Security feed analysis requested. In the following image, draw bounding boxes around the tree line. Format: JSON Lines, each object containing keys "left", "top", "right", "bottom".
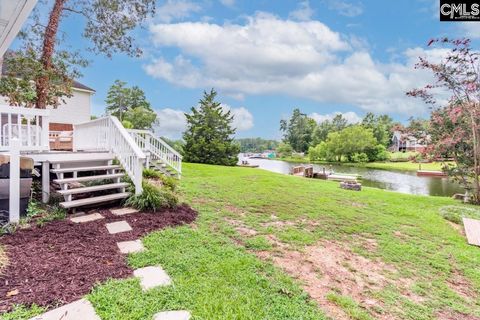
{"left": 278, "top": 109, "right": 430, "bottom": 163}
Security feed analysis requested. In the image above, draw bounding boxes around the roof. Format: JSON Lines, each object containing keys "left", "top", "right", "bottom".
{"left": 1, "top": 55, "right": 95, "bottom": 93}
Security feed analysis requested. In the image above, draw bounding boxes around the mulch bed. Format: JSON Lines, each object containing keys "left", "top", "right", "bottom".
{"left": 0, "top": 205, "right": 197, "bottom": 313}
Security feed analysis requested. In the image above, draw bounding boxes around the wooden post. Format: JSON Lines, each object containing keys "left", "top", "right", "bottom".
{"left": 42, "top": 161, "right": 50, "bottom": 203}
{"left": 9, "top": 139, "right": 20, "bottom": 223}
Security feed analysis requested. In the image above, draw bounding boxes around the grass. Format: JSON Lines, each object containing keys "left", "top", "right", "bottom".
{"left": 3, "top": 163, "right": 480, "bottom": 319}
{"left": 176, "top": 163, "right": 480, "bottom": 319}
{"left": 88, "top": 227, "right": 325, "bottom": 320}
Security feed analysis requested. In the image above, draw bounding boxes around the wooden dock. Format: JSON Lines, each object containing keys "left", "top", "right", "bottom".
{"left": 417, "top": 170, "right": 447, "bottom": 177}
{"left": 291, "top": 165, "right": 360, "bottom": 182}
{"left": 463, "top": 218, "right": 480, "bottom": 246}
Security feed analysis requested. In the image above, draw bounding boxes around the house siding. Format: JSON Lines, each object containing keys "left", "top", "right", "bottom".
{"left": 0, "top": 88, "right": 93, "bottom": 126}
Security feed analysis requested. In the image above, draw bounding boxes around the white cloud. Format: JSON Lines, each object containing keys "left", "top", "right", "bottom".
{"left": 153, "top": 105, "right": 253, "bottom": 138}
{"left": 221, "top": 104, "right": 254, "bottom": 131}
{"left": 145, "top": 13, "right": 447, "bottom": 116}
{"left": 289, "top": 1, "right": 314, "bottom": 21}
{"left": 219, "top": 0, "right": 235, "bottom": 7}
{"left": 325, "top": 0, "right": 363, "bottom": 17}
{"left": 459, "top": 23, "right": 480, "bottom": 39}
{"left": 310, "top": 111, "right": 362, "bottom": 124}
{"left": 156, "top": 0, "right": 202, "bottom": 23}
{"left": 154, "top": 108, "right": 187, "bottom": 138}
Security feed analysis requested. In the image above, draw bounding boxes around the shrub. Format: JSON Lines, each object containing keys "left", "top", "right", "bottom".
{"left": 125, "top": 181, "right": 178, "bottom": 211}
{"left": 351, "top": 152, "right": 369, "bottom": 163}
{"left": 143, "top": 168, "right": 162, "bottom": 179}
{"left": 143, "top": 168, "right": 178, "bottom": 191}
{"left": 366, "top": 144, "right": 390, "bottom": 162}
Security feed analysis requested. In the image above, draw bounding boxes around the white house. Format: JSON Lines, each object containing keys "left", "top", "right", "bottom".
{"left": 0, "top": 59, "right": 95, "bottom": 132}
{"left": 390, "top": 130, "right": 428, "bottom": 152}
{"left": 0, "top": 0, "right": 182, "bottom": 222}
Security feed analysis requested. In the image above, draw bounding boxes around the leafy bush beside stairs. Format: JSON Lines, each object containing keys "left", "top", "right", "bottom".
{"left": 124, "top": 169, "right": 180, "bottom": 212}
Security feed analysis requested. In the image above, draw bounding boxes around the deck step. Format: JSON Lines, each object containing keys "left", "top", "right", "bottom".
{"left": 60, "top": 192, "right": 131, "bottom": 209}
{"left": 56, "top": 182, "right": 130, "bottom": 195}
{"left": 54, "top": 173, "right": 124, "bottom": 184}
{"left": 51, "top": 165, "right": 121, "bottom": 174}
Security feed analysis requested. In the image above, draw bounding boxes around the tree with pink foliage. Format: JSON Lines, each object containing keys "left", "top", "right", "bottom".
{"left": 407, "top": 38, "right": 480, "bottom": 203}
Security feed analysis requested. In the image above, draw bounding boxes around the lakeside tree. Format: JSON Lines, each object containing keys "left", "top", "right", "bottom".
{"left": 361, "top": 113, "right": 395, "bottom": 147}
{"left": 105, "top": 80, "right": 156, "bottom": 129}
{"left": 309, "top": 125, "right": 377, "bottom": 162}
{"left": 311, "top": 114, "right": 350, "bottom": 146}
{"left": 183, "top": 89, "right": 240, "bottom": 166}
{"left": 407, "top": 38, "right": 480, "bottom": 203}
{"left": 0, "top": 0, "right": 155, "bottom": 109}
{"left": 280, "top": 108, "right": 316, "bottom": 152}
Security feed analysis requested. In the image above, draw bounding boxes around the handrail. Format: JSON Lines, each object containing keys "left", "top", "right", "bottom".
{"left": 0, "top": 105, "right": 50, "bottom": 151}
{"left": 127, "top": 129, "right": 182, "bottom": 176}
{"left": 73, "top": 116, "right": 145, "bottom": 194}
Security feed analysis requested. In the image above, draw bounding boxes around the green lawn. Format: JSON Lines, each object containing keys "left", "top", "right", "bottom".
{"left": 3, "top": 163, "right": 480, "bottom": 319}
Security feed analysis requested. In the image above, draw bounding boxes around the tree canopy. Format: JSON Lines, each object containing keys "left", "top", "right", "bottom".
{"left": 407, "top": 38, "right": 480, "bottom": 203}
{"left": 105, "top": 80, "right": 156, "bottom": 130}
{"left": 182, "top": 89, "right": 240, "bottom": 166}
{"left": 0, "top": 0, "right": 155, "bottom": 109}
{"left": 280, "top": 108, "right": 316, "bottom": 152}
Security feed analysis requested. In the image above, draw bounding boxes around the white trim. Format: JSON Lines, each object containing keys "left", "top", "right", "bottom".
{"left": 0, "top": 0, "right": 37, "bottom": 58}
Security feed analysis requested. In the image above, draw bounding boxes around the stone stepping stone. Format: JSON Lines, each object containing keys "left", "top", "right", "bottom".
{"left": 70, "top": 212, "right": 104, "bottom": 224}
{"left": 111, "top": 207, "right": 139, "bottom": 216}
{"left": 134, "top": 266, "right": 172, "bottom": 291}
{"left": 29, "top": 298, "right": 100, "bottom": 320}
{"left": 117, "top": 239, "right": 145, "bottom": 254}
{"left": 153, "top": 311, "right": 191, "bottom": 320}
{"left": 106, "top": 221, "right": 132, "bottom": 234}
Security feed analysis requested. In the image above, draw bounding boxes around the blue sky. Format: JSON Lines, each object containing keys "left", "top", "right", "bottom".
{"left": 19, "top": 0, "right": 480, "bottom": 139}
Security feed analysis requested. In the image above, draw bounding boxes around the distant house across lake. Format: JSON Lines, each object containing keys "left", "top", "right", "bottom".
{"left": 390, "top": 130, "right": 428, "bottom": 152}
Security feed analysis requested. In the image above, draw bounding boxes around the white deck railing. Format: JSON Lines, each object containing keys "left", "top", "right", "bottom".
{"left": 73, "top": 116, "right": 146, "bottom": 194}
{"left": 127, "top": 129, "right": 182, "bottom": 176}
{"left": 0, "top": 105, "right": 50, "bottom": 151}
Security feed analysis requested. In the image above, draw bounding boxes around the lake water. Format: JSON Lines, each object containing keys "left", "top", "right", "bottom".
{"left": 240, "top": 156, "right": 464, "bottom": 197}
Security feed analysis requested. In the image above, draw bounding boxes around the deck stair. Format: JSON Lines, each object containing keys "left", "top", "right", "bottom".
{"left": 127, "top": 129, "right": 182, "bottom": 179}
{"left": 149, "top": 159, "right": 177, "bottom": 177}
{"left": 51, "top": 157, "right": 131, "bottom": 209}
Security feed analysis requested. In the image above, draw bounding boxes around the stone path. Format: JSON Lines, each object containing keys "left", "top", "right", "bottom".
{"left": 70, "top": 212, "right": 104, "bottom": 223}
{"left": 106, "top": 220, "right": 132, "bottom": 234}
{"left": 30, "top": 298, "right": 100, "bottom": 320}
{"left": 134, "top": 266, "right": 172, "bottom": 291}
{"left": 111, "top": 207, "right": 139, "bottom": 216}
{"left": 33, "top": 208, "right": 191, "bottom": 320}
{"left": 117, "top": 239, "right": 145, "bottom": 254}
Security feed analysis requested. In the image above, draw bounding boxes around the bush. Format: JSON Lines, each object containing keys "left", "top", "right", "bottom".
{"left": 125, "top": 181, "right": 178, "bottom": 212}
{"left": 366, "top": 144, "right": 390, "bottom": 162}
{"left": 143, "top": 168, "right": 178, "bottom": 191}
{"left": 351, "top": 152, "right": 369, "bottom": 163}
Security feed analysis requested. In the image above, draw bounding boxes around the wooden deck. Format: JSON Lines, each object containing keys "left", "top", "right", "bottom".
{"left": 463, "top": 217, "right": 480, "bottom": 246}
{"left": 22, "top": 150, "right": 113, "bottom": 164}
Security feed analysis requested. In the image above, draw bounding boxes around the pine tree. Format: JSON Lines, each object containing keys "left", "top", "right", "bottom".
{"left": 183, "top": 89, "right": 240, "bottom": 166}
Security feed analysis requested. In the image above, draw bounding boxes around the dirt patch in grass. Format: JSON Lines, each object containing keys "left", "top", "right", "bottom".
{"left": 436, "top": 309, "right": 480, "bottom": 320}
{"left": 224, "top": 204, "right": 246, "bottom": 217}
{"left": 0, "top": 205, "right": 197, "bottom": 313}
{"left": 224, "top": 217, "right": 258, "bottom": 237}
{"left": 258, "top": 239, "right": 418, "bottom": 320}
{"left": 447, "top": 268, "right": 478, "bottom": 301}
